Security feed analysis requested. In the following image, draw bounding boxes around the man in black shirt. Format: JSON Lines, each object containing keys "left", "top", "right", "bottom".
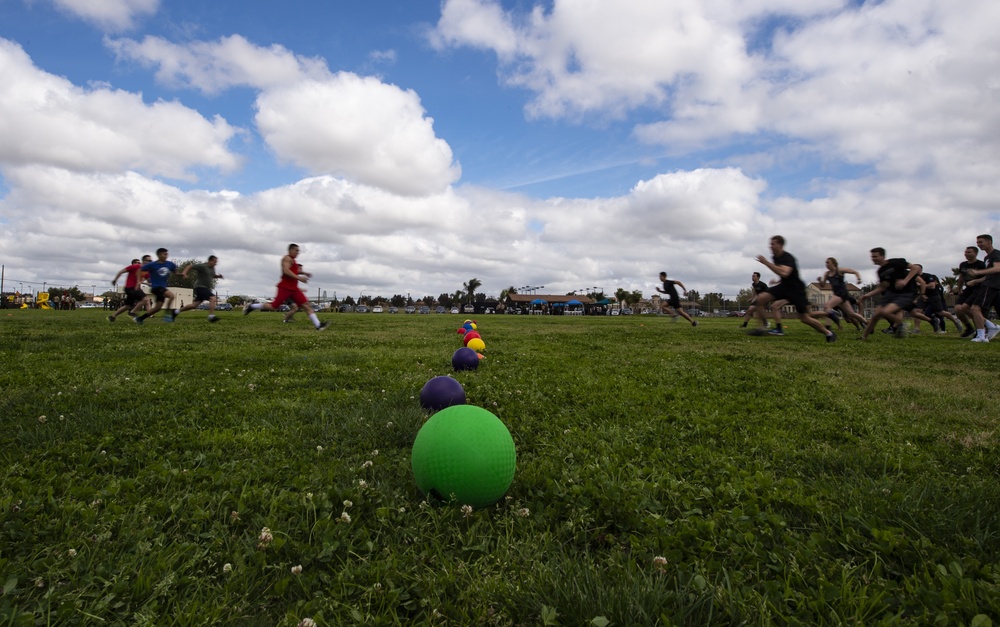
{"left": 655, "top": 272, "right": 697, "bottom": 326}
{"left": 749, "top": 235, "right": 836, "bottom": 342}
{"left": 741, "top": 272, "right": 769, "bottom": 328}
{"left": 966, "top": 234, "right": 1000, "bottom": 342}
{"left": 859, "top": 248, "right": 922, "bottom": 340}
{"left": 954, "top": 246, "right": 986, "bottom": 337}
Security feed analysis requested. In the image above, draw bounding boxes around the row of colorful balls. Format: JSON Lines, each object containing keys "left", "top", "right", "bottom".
{"left": 412, "top": 320, "right": 517, "bottom": 508}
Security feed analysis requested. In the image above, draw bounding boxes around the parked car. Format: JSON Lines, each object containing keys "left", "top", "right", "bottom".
{"left": 356, "top": 305, "right": 369, "bottom": 313}
{"left": 339, "top": 304, "right": 353, "bottom": 313}
{"left": 435, "top": 306, "right": 446, "bottom": 314}
{"left": 463, "top": 305, "right": 475, "bottom": 313}
{"left": 217, "top": 303, "right": 233, "bottom": 311}
{"left": 388, "top": 306, "right": 399, "bottom": 314}
{"left": 418, "top": 306, "right": 430, "bottom": 314}
{"left": 405, "top": 306, "right": 416, "bottom": 314}
{"left": 622, "top": 308, "right": 633, "bottom": 315}
{"left": 372, "top": 305, "right": 383, "bottom": 313}
{"left": 450, "top": 307, "right": 459, "bottom": 314}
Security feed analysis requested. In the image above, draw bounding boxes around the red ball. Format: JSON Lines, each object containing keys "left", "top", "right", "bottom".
{"left": 462, "top": 331, "right": 481, "bottom": 346}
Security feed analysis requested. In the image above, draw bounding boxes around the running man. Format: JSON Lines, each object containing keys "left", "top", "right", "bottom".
{"left": 750, "top": 236, "right": 836, "bottom": 342}
{"left": 655, "top": 271, "right": 697, "bottom": 326}
{"left": 107, "top": 257, "right": 149, "bottom": 322}
{"left": 817, "top": 258, "right": 867, "bottom": 331}
{"left": 858, "top": 248, "right": 922, "bottom": 340}
{"left": 965, "top": 234, "right": 1000, "bottom": 343}
{"left": 740, "top": 272, "right": 769, "bottom": 328}
{"left": 135, "top": 248, "right": 178, "bottom": 324}
{"left": 243, "top": 243, "right": 328, "bottom": 331}
{"left": 171, "top": 256, "right": 224, "bottom": 323}
{"left": 954, "top": 246, "right": 986, "bottom": 337}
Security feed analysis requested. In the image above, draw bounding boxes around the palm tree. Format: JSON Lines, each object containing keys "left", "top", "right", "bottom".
{"left": 463, "top": 278, "right": 482, "bottom": 304}
{"left": 614, "top": 288, "right": 629, "bottom": 311}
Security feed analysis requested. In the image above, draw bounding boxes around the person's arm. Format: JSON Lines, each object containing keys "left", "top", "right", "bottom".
{"left": 756, "top": 255, "right": 793, "bottom": 278}
{"left": 896, "top": 263, "right": 922, "bottom": 291}
{"left": 179, "top": 263, "right": 192, "bottom": 279}
{"left": 817, "top": 271, "right": 828, "bottom": 286}
{"left": 839, "top": 268, "right": 863, "bottom": 284}
{"left": 674, "top": 280, "right": 686, "bottom": 292}
{"left": 861, "top": 282, "right": 887, "bottom": 300}
{"left": 968, "top": 264, "right": 1000, "bottom": 277}
{"left": 111, "top": 267, "right": 128, "bottom": 285}
{"left": 282, "top": 256, "right": 305, "bottom": 282}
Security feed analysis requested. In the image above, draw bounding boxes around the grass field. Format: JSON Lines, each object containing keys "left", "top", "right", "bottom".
{"left": 1, "top": 309, "right": 998, "bottom": 626}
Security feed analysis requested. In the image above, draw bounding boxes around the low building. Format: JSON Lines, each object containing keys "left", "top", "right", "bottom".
{"left": 503, "top": 293, "right": 595, "bottom": 315}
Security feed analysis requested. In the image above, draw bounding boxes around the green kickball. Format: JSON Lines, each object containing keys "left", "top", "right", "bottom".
{"left": 410, "top": 405, "right": 516, "bottom": 508}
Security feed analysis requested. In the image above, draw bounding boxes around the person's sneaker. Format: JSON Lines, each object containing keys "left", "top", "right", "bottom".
{"left": 243, "top": 304, "right": 254, "bottom": 316}
{"left": 208, "top": 315, "right": 219, "bottom": 323}
{"left": 747, "top": 327, "right": 768, "bottom": 336}
{"left": 691, "top": 320, "right": 698, "bottom": 327}
{"left": 987, "top": 326, "right": 1000, "bottom": 341}
{"left": 767, "top": 328, "right": 785, "bottom": 336}
{"left": 741, "top": 321, "right": 748, "bottom": 328}
{"left": 962, "top": 326, "right": 976, "bottom": 338}
{"left": 882, "top": 326, "right": 896, "bottom": 335}
{"left": 826, "top": 331, "right": 837, "bottom": 343}
{"left": 893, "top": 324, "right": 908, "bottom": 338}
{"left": 283, "top": 319, "right": 295, "bottom": 323}
{"left": 936, "top": 329, "right": 947, "bottom": 334}
{"left": 107, "top": 315, "right": 115, "bottom": 322}
{"left": 930, "top": 318, "right": 941, "bottom": 333}
{"left": 971, "top": 336, "right": 990, "bottom": 343}
{"left": 134, "top": 316, "right": 144, "bottom": 325}
{"left": 162, "top": 314, "right": 174, "bottom": 322}
{"left": 316, "top": 321, "right": 329, "bottom": 331}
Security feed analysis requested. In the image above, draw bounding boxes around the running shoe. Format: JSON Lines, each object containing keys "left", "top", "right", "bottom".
{"left": 971, "top": 337, "right": 990, "bottom": 343}
{"left": 317, "top": 321, "right": 329, "bottom": 331}
{"left": 893, "top": 324, "right": 908, "bottom": 338}
{"left": 962, "top": 326, "right": 976, "bottom": 338}
{"left": 691, "top": 320, "right": 698, "bottom": 327}
{"left": 107, "top": 315, "right": 115, "bottom": 322}
{"left": 134, "top": 316, "right": 144, "bottom": 325}
{"left": 987, "top": 326, "right": 1000, "bottom": 341}
{"left": 243, "top": 304, "right": 254, "bottom": 316}
{"left": 767, "top": 328, "right": 785, "bottom": 336}
{"left": 208, "top": 315, "right": 219, "bottom": 323}
{"left": 162, "top": 315, "right": 174, "bottom": 322}
{"left": 826, "top": 331, "right": 837, "bottom": 343}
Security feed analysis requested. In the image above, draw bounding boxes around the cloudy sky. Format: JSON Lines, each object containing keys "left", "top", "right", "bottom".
{"left": 1, "top": 0, "right": 998, "bottom": 302}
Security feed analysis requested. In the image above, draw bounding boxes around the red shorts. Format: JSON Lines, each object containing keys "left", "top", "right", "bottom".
{"left": 271, "top": 286, "right": 308, "bottom": 309}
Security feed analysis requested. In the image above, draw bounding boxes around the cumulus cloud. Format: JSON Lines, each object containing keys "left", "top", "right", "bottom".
{"left": 50, "top": 0, "right": 159, "bottom": 32}
{"left": 0, "top": 39, "right": 239, "bottom": 180}
{"left": 110, "top": 35, "right": 460, "bottom": 196}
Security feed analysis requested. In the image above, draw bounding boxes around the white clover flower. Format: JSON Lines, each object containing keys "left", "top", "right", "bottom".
{"left": 461, "top": 504, "right": 473, "bottom": 518}
{"left": 305, "top": 492, "right": 313, "bottom": 500}
{"left": 371, "top": 449, "right": 379, "bottom": 456}
{"left": 518, "top": 508, "right": 530, "bottom": 518}
{"left": 297, "top": 619, "right": 317, "bottom": 627}
{"left": 258, "top": 527, "right": 273, "bottom": 546}
{"left": 343, "top": 500, "right": 353, "bottom": 508}
{"left": 419, "top": 501, "right": 429, "bottom": 510}
{"left": 34, "top": 578, "right": 45, "bottom": 588}
{"left": 291, "top": 564, "right": 303, "bottom": 575}
{"left": 223, "top": 563, "right": 232, "bottom": 574}
{"left": 37, "top": 415, "right": 47, "bottom": 424}
{"left": 230, "top": 511, "right": 240, "bottom": 521}
{"left": 653, "top": 556, "right": 668, "bottom": 568}
{"left": 358, "top": 480, "right": 368, "bottom": 489}
{"left": 361, "top": 460, "right": 373, "bottom": 469}
{"left": 67, "top": 549, "right": 77, "bottom": 557}
{"left": 316, "top": 445, "right": 323, "bottom": 452}
{"left": 386, "top": 421, "right": 394, "bottom": 428}
{"left": 340, "top": 511, "right": 352, "bottom": 523}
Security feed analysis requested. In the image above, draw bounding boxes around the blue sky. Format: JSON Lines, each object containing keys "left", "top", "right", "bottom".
{"left": 1, "top": 0, "right": 998, "bottom": 302}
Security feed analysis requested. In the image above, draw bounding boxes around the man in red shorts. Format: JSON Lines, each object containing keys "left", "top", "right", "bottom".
{"left": 243, "top": 243, "right": 328, "bottom": 331}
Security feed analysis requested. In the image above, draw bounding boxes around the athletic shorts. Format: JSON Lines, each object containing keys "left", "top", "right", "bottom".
{"left": 970, "top": 285, "right": 1000, "bottom": 310}
{"left": 663, "top": 296, "right": 681, "bottom": 309}
{"left": 879, "top": 291, "right": 916, "bottom": 310}
{"left": 193, "top": 287, "right": 214, "bottom": 303}
{"left": 833, "top": 291, "right": 857, "bottom": 308}
{"left": 151, "top": 286, "right": 170, "bottom": 304}
{"left": 270, "top": 286, "right": 308, "bottom": 309}
{"left": 956, "top": 289, "right": 977, "bottom": 306}
{"left": 124, "top": 287, "right": 146, "bottom": 307}
{"left": 922, "top": 297, "right": 945, "bottom": 316}
{"left": 767, "top": 282, "right": 810, "bottom": 314}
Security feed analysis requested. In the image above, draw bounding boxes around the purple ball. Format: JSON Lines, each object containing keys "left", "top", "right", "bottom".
{"left": 420, "top": 376, "right": 467, "bottom": 411}
{"left": 452, "top": 347, "right": 480, "bottom": 371}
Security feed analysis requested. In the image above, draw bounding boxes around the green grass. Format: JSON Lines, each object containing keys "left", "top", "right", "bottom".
{"left": 1, "top": 309, "right": 998, "bottom": 626}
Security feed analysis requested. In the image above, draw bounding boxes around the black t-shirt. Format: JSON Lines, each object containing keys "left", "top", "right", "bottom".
{"left": 773, "top": 251, "right": 803, "bottom": 288}
{"left": 920, "top": 273, "right": 944, "bottom": 303}
{"left": 661, "top": 280, "right": 680, "bottom": 300}
{"left": 827, "top": 271, "right": 850, "bottom": 297}
{"left": 959, "top": 260, "right": 986, "bottom": 290}
{"left": 752, "top": 280, "right": 768, "bottom": 294}
{"left": 984, "top": 249, "right": 1000, "bottom": 289}
{"left": 878, "top": 258, "right": 916, "bottom": 293}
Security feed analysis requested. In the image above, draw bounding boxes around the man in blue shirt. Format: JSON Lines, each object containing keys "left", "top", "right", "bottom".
{"left": 135, "top": 248, "right": 178, "bottom": 324}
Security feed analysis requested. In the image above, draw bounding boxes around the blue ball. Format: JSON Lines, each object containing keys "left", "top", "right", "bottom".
{"left": 452, "top": 347, "right": 479, "bottom": 371}
{"left": 420, "top": 376, "right": 466, "bottom": 411}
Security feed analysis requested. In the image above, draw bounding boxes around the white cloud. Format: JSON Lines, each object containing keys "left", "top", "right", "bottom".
{"left": 50, "top": 0, "right": 159, "bottom": 32}
{"left": 111, "top": 35, "right": 461, "bottom": 196}
{"left": 0, "top": 38, "right": 239, "bottom": 180}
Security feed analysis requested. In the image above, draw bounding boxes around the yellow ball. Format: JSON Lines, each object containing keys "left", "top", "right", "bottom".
{"left": 467, "top": 338, "right": 485, "bottom": 352}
